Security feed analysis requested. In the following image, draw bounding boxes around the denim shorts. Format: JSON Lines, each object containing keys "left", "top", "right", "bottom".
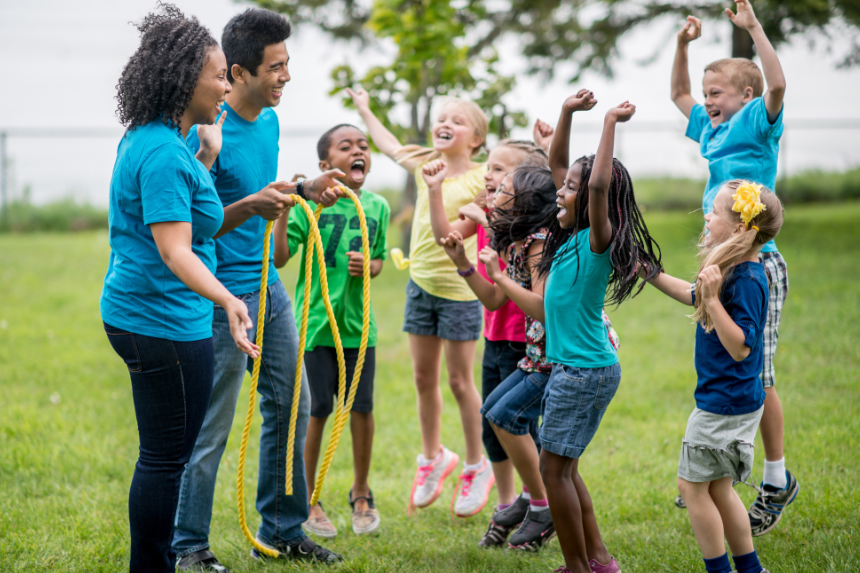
{"left": 540, "top": 362, "right": 621, "bottom": 459}
{"left": 481, "top": 368, "right": 549, "bottom": 437}
{"left": 402, "top": 278, "right": 482, "bottom": 341}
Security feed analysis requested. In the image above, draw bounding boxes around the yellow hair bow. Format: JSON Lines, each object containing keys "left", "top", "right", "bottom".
{"left": 731, "top": 181, "right": 766, "bottom": 227}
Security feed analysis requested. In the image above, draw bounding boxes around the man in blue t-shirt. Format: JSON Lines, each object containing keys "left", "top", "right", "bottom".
{"left": 172, "top": 9, "right": 345, "bottom": 570}
{"left": 670, "top": 0, "right": 798, "bottom": 537}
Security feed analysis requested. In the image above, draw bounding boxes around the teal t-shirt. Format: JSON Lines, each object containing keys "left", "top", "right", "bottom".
{"left": 686, "top": 97, "right": 783, "bottom": 253}
{"left": 287, "top": 189, "right": 390, "bottom": 351}
{"left": 100, "top": 120, "right": 224, "bottom": 341}
{"left": 545, "top": 229, "right": 618, "bottom": 368}
{"left": 187, "top": 103, "right": 280, "bottom": 296}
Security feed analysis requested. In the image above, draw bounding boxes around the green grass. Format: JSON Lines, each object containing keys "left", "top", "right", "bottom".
{"left": 1, "top": 203, "right": 859, "bottom": 572}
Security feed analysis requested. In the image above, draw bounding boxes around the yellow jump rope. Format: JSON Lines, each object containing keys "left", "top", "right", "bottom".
{"left": 236, "top": 188, "right": 371, "bottom": 558}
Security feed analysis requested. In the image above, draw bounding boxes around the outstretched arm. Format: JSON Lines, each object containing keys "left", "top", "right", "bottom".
{"left": 589, "top": 102, "right": 635, "bottom": 255}
{"left": 647, "top": 270, "right": 694, "bottom": 305}
{"left": 548, "top": 89, "right": 597, "bottom": 190}
{"left": 726, "top": 0, "right": 785, "bottom": 121}
{"left": 671, "top": 16, "right": 701, "bottom": 118}
{"left": 482, "top": 242, "right": 547, "bottom": 323}
{"left": 347, "top": 86, "right": 423, "bottom": 172}
{"left": 442, "top": 232, "right": 508, "bottom": 310}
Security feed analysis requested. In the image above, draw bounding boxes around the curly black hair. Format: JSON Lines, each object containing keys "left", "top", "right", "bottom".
{"left": 489, "top": 165, "right": 558, "bottom": 255}
{"left": 115, "top": 3, "right": 218, "bottom": 131}
{"left": 317, "top": 124, "right": 363, "bottom": 161}
{"left": 222, "top": 8, "right": 292, "bottom": 82}
{"left": 537, "top": 155, "right": 662, "bottom": 306}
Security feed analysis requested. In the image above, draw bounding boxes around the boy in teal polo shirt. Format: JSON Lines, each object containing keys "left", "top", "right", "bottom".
{"left": 274, "top": 124, "right": 390, "bottom": 538}
{"left": 671, "top": 0, "right": 798, "bottom": 536}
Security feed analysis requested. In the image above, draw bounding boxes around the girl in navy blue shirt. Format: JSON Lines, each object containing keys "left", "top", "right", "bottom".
{"left": 645, "top": 180, "right": 784, "bottom": 573}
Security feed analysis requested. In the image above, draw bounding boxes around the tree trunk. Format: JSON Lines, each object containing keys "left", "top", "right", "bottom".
{"left": 732, "top": 25, "right": 755, "bottom": 59}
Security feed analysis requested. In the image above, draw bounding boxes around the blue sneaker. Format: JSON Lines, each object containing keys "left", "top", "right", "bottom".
{"left": 748, "top": 469, "right": 800, "bottom": 536}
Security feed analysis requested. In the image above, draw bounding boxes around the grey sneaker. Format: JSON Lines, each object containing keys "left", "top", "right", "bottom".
{"left": 493, "top": 495, "right": 530, "bottom": 528}
{"left": 508, "top": 508, "right": 555, "bottom": 551}
{"left": 250, "top": 535, "right": 343, "bottom": 564}
{"left": 749, "top": 469, "right": 800, "bottom": 536}
{"left": 674, "top": 494, "right": 686, "bottom": 509}
{"left": 176, "top": 549, "right": 230, "bottom": 572}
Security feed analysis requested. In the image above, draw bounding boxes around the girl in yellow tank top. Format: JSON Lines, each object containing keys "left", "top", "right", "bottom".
{"left": 347, "top": 87, "right": 496, "bottom": 518}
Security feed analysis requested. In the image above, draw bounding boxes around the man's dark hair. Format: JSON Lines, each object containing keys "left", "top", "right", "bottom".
{"left": 115, "top": 3, "right": 218, "bottom": 131}
{"left": 317, "top": 124, "right": 364, "bottom": 161}
{"left": 222, "top": 8, "right": 292, "bottom": 82}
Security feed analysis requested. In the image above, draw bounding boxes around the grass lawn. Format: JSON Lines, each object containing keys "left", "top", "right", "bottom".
{"left": 1, "top": 203, "right": 858, "bottom": 572}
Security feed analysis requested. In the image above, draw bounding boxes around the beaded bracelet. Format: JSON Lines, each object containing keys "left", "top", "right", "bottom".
{"left": 457, "top": 265, "right": 476, "bottom": 278}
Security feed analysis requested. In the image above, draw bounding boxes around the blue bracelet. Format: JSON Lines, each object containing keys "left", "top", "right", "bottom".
{"left": 457, "top": 265, "right": 476, "bottom": 278}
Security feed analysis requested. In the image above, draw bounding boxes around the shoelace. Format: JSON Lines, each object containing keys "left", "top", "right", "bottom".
{"left": 407, "top": 464, "right": 435, "bottom": 516}
{"left": 448, "top": 471, "right": 477, "bottom": 525}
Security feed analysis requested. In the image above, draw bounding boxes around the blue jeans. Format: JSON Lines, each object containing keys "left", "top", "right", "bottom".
{"left": 480, "top": 339, "right": 537, "bottom": 462}
{"left": 172, "top": 279, "right": 311, "bottom": 557}
{"left": 104, "top": 323, "right": 214, "bottom": 573}
{"left": 482, "top": 368, "right": 549, "bottom": 437}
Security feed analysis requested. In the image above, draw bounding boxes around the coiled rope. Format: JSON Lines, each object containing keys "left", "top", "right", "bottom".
{"left": 236, "top": 188, "right": 371, "bottom": 557}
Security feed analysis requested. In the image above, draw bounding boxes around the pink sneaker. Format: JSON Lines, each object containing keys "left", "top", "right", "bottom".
{"left": 451, "top": 456, "right": 495, "bottom": 518}
{"left": 408, "top": 446, "right": 459, "bottom": 514}
{"left": 590, "top": 556, "right": 621, "bottom": 573}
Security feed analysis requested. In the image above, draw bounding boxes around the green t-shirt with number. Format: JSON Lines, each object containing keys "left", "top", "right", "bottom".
{"left": 287, "top": 189, "right": 390, "bottom": 351}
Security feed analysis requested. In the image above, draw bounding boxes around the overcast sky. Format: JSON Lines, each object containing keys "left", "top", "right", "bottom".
{"left": 1, "top": 0, "right": 858, "bottom": 205}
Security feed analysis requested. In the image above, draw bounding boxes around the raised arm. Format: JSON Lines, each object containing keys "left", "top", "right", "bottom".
{"left": 482, "top": 242, "right": 547, "bottom": 323}
{"left": 726, "top": 0, "right": 785, "bottom": 121}
{"left": 549, "top": 89, "right": 597, "bottom": 190}
{"left": 589, "top": 102, "right": 635, "bottom": 255}
{"left": 442, "top": 232, "right": 508, "bottom": 310}
{"left": 346, "top": 87, "right": 423, "bottom": 172}
{"left": 423, "top": 160, "right": 477, "bottom": 244}
{"left": 150, "top": 221, "right": 259, "bottom": 358}
{"left": 671, "top": 16, "right": 701, "bottom": 118}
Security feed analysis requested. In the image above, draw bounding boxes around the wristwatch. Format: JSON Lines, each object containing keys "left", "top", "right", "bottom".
{"left": 295, "top": 178, "right": 307, "bottom": 199}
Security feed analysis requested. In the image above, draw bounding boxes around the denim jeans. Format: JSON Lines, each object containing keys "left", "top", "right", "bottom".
{"left": 104, "top": 323, "right": 214, "bottom": 573}
{"left": 172, "top": 279, "right": 311, "bottom": 557}
{"left": 482, "top": 368, "right": 549, "bottom": 436}
{"left": 481, "top": 339, "right": 538, "bottom": 462}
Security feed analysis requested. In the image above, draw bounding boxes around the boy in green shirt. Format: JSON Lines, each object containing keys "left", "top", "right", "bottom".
{"left": 274, "top": 124, "right": 390, "bottom": 538}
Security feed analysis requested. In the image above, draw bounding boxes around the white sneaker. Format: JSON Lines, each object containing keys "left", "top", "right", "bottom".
{"left": 409, "top": 446, "right": 459, "bottom": 510}
{"left": 453, "top": 456, "right": 496, "bottom": 517}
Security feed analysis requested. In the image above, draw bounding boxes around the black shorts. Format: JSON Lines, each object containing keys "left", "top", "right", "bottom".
{"left": 305, "top": 346, "right": 376, "bottom": 418}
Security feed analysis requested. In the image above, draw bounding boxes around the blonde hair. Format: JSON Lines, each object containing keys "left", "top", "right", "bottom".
{"left": 395, "top": 98, "right": 489, "bottom": 165}
{"left": 704, "top": 58, "right": 764, "bottom": 98}
{"left": 691, "top": 180, "right": 784, "bottom": 332}
{"left": 473, "top": 140, "right": 549, "bottom": 209}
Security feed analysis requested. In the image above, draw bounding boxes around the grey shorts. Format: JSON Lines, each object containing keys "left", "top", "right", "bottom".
{"left": 402, "top": 278, "right": 482, "bottom": 341}
{"left": 678, "top": 406, "right": 764, "bottom": 484}
{"left": 761, "top": 252, "right": 788, "bottom": 388}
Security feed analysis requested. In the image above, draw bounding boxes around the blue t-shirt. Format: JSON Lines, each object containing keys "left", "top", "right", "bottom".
{"left": 101, "top": 120, "right": 225, "bottom": 341}
{"left": 692, "top": 261, "right": 769, "bottom": 415}
{"left": 545, "top": 229, "right": 618, "bottom": 369}
{"left": 187, "top": 103, "right": 280, "bottom": 296}
{"left": 686, "top": 97, "right": 783, "bottom": 253}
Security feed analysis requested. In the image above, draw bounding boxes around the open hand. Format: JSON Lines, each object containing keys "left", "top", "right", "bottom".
{"left": 478, "top": 246, "right": 502, "bottom": 280}
{"left": 562, "top": 89, "right": 598, "bottom": 113}
{"left": 698, "top": 264, "right": 722, "bottom": 302}
{"left": 308, "top": 169, "right": 347, "bottom": 207}
{"left": 422, "top": 159, "right": 448, "bottom": 190}
{"left": 345, "top": 86, "right": 371, "bottom": 112}
{"left": 533, "top": 119, "right": 555, "bottom": 152}
{"left": 606, "top": 101, "right": 636, "bottom": 123}
{"left": 726, "top": 0, "right": 759, "bottom": 31}
{"left": 224, "top": 298, "right": 260, "bottom": 358}
{"left": 441, "top": 230, "right": 470, "bottom": 269}
{"left": 458, "top": 203, "right": 488, "bottom": 227}
{"left": 677, "top": 16, "right": 702, "bottom": 44}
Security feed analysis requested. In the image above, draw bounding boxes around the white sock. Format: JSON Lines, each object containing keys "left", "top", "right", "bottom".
{"left": 521, "top": 491, "right": 531, "bottom": 501}
{"left": 418, "top": 450, "right": 444, "bottom": 466}
{"left": 763, "top": 458, "right": 787, "bottom": 489}
{"left": 463, "top": 458, "right": 484, "bottom": 473}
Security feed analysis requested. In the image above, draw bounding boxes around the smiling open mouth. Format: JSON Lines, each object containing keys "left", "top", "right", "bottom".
{"left": 272, "top": 87, "right": 283, "bottom": 97}
{"left": 350, "top": 158, "right": 366, "bottom": 183}
{"left": 437, "top": 131, "right": 453, "bottom": 141}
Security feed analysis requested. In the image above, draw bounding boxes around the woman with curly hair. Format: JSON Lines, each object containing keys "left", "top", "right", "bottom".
{"left": 99, "top": 5, "right": 259, "bottom": 572}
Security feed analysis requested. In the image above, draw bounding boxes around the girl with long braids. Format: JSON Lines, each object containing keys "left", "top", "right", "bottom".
{"left": 645, "top": 180, "right": 782, "bottom": 573}
{"left": 538, "top": 91, "right": 662, "bottom": 573}
{"left": 100, "top": 5, "right": 259, "bottom": 571}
